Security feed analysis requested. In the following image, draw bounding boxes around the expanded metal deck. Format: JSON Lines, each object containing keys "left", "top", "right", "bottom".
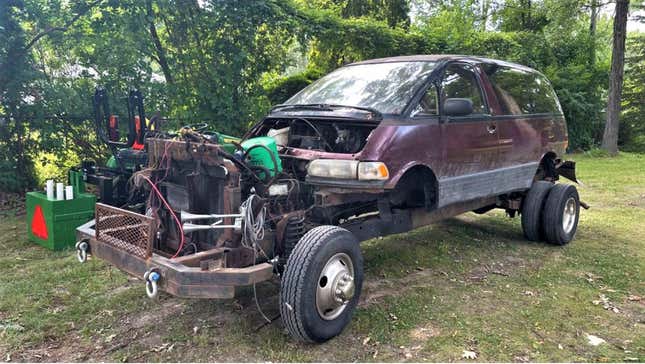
{"left": 95, "top": 203, "right": 155, "bottom": 259}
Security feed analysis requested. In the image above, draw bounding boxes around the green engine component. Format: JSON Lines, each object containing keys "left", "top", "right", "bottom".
{"left": 106, "top": 155, "right": 118, "bottom": 168}
{"left": 241, "top": 136, "right": 282, "bottom": 177}
{"left": 213, "top": 132, "right": 241, "bottom": 154}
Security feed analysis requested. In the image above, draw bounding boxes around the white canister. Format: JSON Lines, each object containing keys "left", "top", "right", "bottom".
{"left": 46, "top": 180, "right": 55, "bottom": 200}
{"left": 65, "top": 185, "right": 74, "bottom": 200}
{"left": 267, "top": 127, "right": 290, "bottom": 146}
{"left": 56, "top": 183, "right": 65, "bottom": 200}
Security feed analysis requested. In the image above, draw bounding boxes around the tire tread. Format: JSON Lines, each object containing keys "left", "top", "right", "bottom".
{"left": 542, "top": 184, "right": 579, "bottom": 245}
{"left": 521, "top": 181, "right": 553, "bottom": 241}
{"left": 280, "top": 225, "right": 347, "bottom": 342}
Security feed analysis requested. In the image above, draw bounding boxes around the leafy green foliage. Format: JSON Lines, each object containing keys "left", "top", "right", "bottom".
{"left": 620, "top": 33, "right": 645, "bottom": 151}
{"left": 0, "top": 0, "right": 38, "bottom": 192}
{"left": 0, "top": 0, "right": 641, "bottom": 193}
{"left": 264, "top": 68, "right": 323, "bottom": 105}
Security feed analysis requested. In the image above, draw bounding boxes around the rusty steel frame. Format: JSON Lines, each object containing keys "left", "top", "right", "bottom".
{"left": 77, "top": 222, "right": 273, "bottom": 299}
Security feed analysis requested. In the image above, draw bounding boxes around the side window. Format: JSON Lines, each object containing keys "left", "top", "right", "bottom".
{"left": 412, "top": 86, "right": 438, "bottom": 117}
{"left": 440, "top": 64, "right": 487, "bottom": 114}
{"left": 484, "top": 65, "right": 562, "bottom": 115}
{"left": 532, "top": 74, "right": 563, "bottom": 114}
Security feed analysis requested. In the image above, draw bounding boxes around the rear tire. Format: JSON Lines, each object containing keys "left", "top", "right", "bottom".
{"left": 521, "top": 181, "right": 553, "bottom": 241}
{"left": 280, "top": 226, "right": 363, "bottom": 343}
{"left": 542, "top": 184, "right": 580, "bottom": 245}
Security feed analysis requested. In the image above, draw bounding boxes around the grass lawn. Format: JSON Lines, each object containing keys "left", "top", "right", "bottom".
{"left": 0, "top": 153, "right": 643, "bottom": 362}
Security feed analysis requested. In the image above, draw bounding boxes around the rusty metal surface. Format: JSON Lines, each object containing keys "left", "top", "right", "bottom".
{"left": 76, "top": 223, "right": 274, "bottom": 299}
{"left": 147, "top": 138, "right": 225, "bottom": 167}
{"left": 95, "top": 203, "right": 155, "bottom": 259}
{"left": 341, "top": 196, "right": 497, "bottom": 242}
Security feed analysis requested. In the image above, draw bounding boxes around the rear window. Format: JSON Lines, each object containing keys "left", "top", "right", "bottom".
{"left": 483, "top": 65, "right": 562, "bottom": 115}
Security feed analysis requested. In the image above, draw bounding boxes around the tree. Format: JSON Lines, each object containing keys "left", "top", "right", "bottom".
{"left": 601, "top": 0, "right": 630, "bottom": 155}
{"left": 619, "top": 33, "right": 645, "bottom": 150}
{"left": 0, "top": 0, "right": 38, "bottom": 192}
{"left": 0, "top": 0, "right": 635, "bottom": 194}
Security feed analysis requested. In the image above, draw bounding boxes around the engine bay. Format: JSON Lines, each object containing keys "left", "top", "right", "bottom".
{"left": 251, "top": 117, "right": 378, "bottom": 154}
{"left": 114, "top": 116, "right": 381, "bottom": 268}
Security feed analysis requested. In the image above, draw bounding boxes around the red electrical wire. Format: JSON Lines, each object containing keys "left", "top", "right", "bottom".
{"left": 141, "top": 174, "right": 185, "bottom": 259}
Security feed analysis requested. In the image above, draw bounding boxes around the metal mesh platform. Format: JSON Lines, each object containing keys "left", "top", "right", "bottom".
{"left": 95, "top": 203, "right": 155, "bottom": 259}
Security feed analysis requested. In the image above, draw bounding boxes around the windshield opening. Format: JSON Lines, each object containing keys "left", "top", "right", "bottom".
{"left": 284, "top": 61, "right": 437, "bottom": 114}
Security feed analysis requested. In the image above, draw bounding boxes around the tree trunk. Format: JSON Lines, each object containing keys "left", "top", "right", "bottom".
{"left": 589, "top": 0, "right": 598, "bottom": 65}
{"left": 601, "top": 0, "right": 630, "bottom": 155}
{"left": 146, "top": 0, "right": 173, "bottom": 84}
{"left": 481, "top": 0, "right": 491, "bottom": 31}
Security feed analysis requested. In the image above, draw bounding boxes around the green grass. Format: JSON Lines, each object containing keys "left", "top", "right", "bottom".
{"left": 1, "top": 153, "right": 643, "bottom": 362}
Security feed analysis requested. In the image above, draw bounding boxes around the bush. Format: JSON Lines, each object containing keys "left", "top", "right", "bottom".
{"left": 0, "top": 158, "right": 36, "bottom": 194}
{"left": 264, "top": 68, "right": 323, "bottom": 105}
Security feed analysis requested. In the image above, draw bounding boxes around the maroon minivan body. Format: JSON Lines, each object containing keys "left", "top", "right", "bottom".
{"left": 250, "top": 55, "right": 568, "bottom": 223}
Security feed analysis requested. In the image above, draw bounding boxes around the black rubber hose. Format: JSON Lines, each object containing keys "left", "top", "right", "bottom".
{"left": 250, "top": 165, "right": 272, "bottom": 183}
{"left": 217, "top": 149, "right": 266, "bottom": 184}
{"left": 242, "top": 144, "right": 280, "bottom": 179}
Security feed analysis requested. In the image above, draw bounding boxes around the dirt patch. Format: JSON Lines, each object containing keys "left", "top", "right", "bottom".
{"left": 361, "top": 253, "right": 536, "bottom": 307}
{"left": 410, "top": 324, "right": 440, "bottom": 341}
{"left": 6, "top": 337, "right": 86, "bottom": 362}
{"left": 617, "top": 297, "right": 645, "bottom": 326}
{"left": 127, "top": 299, "right": 187, "bottom": 330}
{"left": 6, "top": 298, "right": 190, "bottom": 362}
{"left": 360, "top": 269, "right": 437, "bottom": 306}
{"left": 626, "top": 194, "right": 645, "bottom": 208}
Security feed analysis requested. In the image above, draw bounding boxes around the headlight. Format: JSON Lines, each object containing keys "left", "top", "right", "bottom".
{"left": 307, "top": 160, "right": 358, "bottom": 179}
{"left": 307, "top": 160, "right": 389, "bottom": 181}
{"left": 358, "top": 161, "right": 389, "bottom": 180}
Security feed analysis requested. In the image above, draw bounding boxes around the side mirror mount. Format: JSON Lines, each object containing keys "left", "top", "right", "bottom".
{"left": 443, "top": 98, "right": 474, "bottom": 117}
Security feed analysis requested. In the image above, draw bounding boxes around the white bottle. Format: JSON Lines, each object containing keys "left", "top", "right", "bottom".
{"left": 65, "top": 186, "right": 74, "bottom": 200}
{"left": 56, "top": 183, "right": 65, "bottom": 200}
{"left": 46, "top": 180, "right": 55, "bottom": 200}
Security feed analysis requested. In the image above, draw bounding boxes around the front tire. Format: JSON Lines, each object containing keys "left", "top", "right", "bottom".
{"left": 280, "top": 226, "right": 363, "bottom": 343}
{"left": 542, "top": 184, "right": 580, "bottom": 245}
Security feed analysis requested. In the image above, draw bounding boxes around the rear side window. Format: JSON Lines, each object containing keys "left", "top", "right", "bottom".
{"left": 483, "top": 65, "right": 562, "bottom": 115}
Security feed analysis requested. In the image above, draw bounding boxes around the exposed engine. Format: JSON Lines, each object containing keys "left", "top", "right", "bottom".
{"left": 117, "top": 116, "right": 379, "bottom": 269}
{"left": 252, "top": 117, "right": 377, "bottom": 154}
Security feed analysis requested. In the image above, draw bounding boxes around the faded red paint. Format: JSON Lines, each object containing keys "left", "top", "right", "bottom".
{"left": 270, "top": 55, "right": 568, "bottom": 191}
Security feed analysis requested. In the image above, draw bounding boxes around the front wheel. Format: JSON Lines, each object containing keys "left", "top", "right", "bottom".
{"left": 280, "top": 226, "right": 363, "bottom": 343}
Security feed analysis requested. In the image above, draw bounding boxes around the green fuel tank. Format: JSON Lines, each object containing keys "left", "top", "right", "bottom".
{"left": 241, "top": 136, "right": 282, "bottom": 177}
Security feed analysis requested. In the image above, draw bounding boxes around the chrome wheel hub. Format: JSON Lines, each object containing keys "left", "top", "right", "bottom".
{"left": 316, "top": 253, "right": 355, "bottom": 320}
{"left": 562, "top": 197, "right": 577, "bottom": 234}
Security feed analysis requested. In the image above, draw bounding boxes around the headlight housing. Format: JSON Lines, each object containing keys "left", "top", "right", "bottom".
{"left": 307, "top": 159, "right": 358, "bottom": 179}
{"left": 307, "top": 160, "right": 389, "bottom": 181}
{"left": 358, "top": 161, "right": 389, "bottom": 180}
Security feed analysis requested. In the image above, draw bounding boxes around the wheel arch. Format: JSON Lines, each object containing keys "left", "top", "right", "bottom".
{"left": 535, "top": 150, "right": 560, "bottom": 181}
{"left": 388, "top": 163, "right": 438, "bottom": 210}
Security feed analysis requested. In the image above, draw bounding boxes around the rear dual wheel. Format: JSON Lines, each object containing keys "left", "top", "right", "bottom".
{"left": 521, "top": 182, "right": 580, "bottom": 245}
{"left": 280, "top": 226, "right": 363, "bottom": 343}
{"left": 542, "top": 184, "right": 580, "bottom": 245}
